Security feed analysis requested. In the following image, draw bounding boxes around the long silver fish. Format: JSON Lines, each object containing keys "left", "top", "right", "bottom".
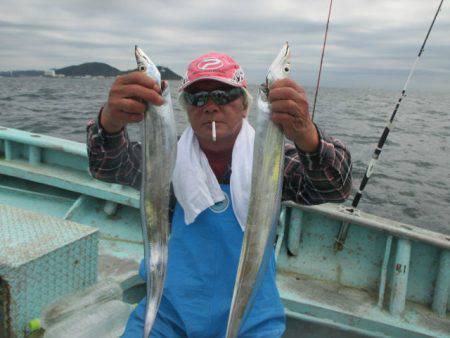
{"left": 226, "top": 42, "right": 291, "bottom": 338}
{"left": 135, "top": 45, "right": 177, "bottom": 338}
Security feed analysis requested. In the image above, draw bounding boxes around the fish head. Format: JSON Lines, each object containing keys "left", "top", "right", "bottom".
{"left": 135, "top": 45, "right": 161, "bottom": 86}
{"left": 266, "top": 42, "right": 291, "bottom": 87}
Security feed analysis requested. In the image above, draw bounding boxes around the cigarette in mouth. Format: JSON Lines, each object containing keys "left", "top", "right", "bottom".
{"left": 212, "top": 121, "right": 216, "bottom": 142}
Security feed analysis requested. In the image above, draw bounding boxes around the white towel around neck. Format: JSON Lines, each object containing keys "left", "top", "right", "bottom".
{"left": 172, "top": 119, "right": 254, "bottom": 231}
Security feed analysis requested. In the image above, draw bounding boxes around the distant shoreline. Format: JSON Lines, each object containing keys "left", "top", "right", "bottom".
{"left": 0, "top": 62, "right": 182, "bottom": 80}
{"left": 0, "top": 75, "right": 183, "bottom": 79}
{"left": 0, "top": 75, "right": 183, "bottom": 80}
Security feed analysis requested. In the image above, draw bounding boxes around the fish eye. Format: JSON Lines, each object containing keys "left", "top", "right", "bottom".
{"left": 284, "top": 67, "right": 290, "bottom": 72}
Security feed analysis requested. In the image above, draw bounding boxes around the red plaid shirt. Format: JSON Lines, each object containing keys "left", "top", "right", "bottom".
{"left": 87, "top": 116, "right": 352, "bottom": 205}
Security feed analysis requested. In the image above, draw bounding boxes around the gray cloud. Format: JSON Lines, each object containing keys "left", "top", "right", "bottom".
{"left": 0, "top": 0, "right": 448, "bottom": 89}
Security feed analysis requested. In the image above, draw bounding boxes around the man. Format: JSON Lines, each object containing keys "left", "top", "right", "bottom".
{"left": 87, "top": 52, "right": 352, "bottom": 337}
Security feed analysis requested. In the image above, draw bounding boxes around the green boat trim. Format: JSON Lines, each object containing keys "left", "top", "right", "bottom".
{"left": 0, "top": 126, "right": 449, "bottom": 337}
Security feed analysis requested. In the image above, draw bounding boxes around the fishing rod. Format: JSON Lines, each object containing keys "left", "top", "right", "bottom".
{"left": 335, "top": 0, "right": 445, "bottom": 251}
{"left": 311, "top": 0, "right": 333, "bottom": 121}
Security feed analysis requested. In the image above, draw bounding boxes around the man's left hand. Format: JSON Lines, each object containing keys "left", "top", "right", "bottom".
{"left": 269, "top": 78, "right": 319, "bottom": 153}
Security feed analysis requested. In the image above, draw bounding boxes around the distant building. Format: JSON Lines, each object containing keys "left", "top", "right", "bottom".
{"left": 44, "top": 70, "right": 56, "bottom": 77}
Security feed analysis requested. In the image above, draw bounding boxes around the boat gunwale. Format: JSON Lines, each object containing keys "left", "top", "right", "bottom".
{"left": 0, "top": 125, "right": 85, "bottom": 157}
{"left": 284, "top": 201, "right": 450, "bottom": 251}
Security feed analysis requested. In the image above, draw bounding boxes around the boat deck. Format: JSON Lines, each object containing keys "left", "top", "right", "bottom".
{"left": 279, "top": 270, "right": 449, "bottom": 337}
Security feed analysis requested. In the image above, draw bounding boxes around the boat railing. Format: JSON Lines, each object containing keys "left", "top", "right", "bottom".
{"left": 0, "top": 126, "right": 139, "bottom": 212}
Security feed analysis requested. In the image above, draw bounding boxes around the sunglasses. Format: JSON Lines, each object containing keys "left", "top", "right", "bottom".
{"left": 183, "top": 88, "right": 244, "bottom": 107}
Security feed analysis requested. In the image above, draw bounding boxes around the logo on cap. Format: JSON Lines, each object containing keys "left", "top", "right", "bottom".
{"left": 197, "top": 58, "right": 224, "bottom": 70}
{"left": 232, "top": 68, "right": 245, "bottom": 85}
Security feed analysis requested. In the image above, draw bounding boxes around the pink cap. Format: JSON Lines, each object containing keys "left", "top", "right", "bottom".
{"left": 179, "top": 52, "right": 247, "bottom": 91}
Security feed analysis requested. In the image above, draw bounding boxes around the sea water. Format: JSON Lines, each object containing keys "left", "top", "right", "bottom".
{"left": 0, "top": 77, "right": 449, "bottom": 236}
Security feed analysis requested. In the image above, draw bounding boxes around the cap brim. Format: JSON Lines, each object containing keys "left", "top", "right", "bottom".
{"left": 178, "top": 76, "right": 244, "bottom": 92}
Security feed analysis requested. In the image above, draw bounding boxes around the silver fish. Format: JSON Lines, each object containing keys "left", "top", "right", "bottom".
{"left": 226, "top": 42, "right": 291, "bottom": 338}
{"left": 135, "top": 45, "right": 177, "bottom": 338}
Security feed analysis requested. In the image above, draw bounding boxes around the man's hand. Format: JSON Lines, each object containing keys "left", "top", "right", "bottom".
{"left": 100, "top": 71, "right": 165, "bottom": 133}
{"left": 269, "top": 78, "right": 319, "bottom": 153}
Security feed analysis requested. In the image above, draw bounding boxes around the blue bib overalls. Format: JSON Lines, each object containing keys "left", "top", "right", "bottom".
{"left": 122, "top": 185, "right": 285, "bottom": 337}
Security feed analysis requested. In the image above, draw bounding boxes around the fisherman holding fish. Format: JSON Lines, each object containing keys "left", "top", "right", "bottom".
{"left": 87, "top": 50, "right": 352, "bottom": 337}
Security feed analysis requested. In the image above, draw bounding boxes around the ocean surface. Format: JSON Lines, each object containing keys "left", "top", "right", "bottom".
{"left": 0, "top": 77, "right": 449, "bottom": 236}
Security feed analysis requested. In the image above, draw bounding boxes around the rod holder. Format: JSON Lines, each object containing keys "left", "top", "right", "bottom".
{"left": 389, "top": 238, "right": 411, "bottom": 316}
{"left": 334, "top": 206, "right": 359, "bottom": 251}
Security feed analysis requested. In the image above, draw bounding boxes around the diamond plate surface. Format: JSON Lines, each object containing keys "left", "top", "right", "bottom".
{"left": 0, "top": 203, "right": 99, "bottom": 337}
{"left": 0, "top": 204, "right": 97, "bottom": 267}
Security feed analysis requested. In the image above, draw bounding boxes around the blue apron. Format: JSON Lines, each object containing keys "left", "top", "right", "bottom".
{"left": 122, "top": 185, "right": 285, "bottom": 337}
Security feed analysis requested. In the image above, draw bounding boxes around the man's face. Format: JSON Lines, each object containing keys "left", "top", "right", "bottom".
{"left": 185, "top": 80, "right": 247, "bottom": 146}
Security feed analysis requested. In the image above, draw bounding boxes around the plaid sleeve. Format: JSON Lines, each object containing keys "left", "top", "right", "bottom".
{"left": 86, "top": 110, "right": 142, "bottom": 190}
{"left": 282, "top": 126, "right": 352, "bottom": 204}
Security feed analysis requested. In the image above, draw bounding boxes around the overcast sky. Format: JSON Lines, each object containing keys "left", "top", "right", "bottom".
{"left": 1, "top": 0, "right": 449, "bottom": 90}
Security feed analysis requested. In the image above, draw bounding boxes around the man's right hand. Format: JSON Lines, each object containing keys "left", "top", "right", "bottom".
{"left": 100, "top": 71, "right": 165, "bottom": 133}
